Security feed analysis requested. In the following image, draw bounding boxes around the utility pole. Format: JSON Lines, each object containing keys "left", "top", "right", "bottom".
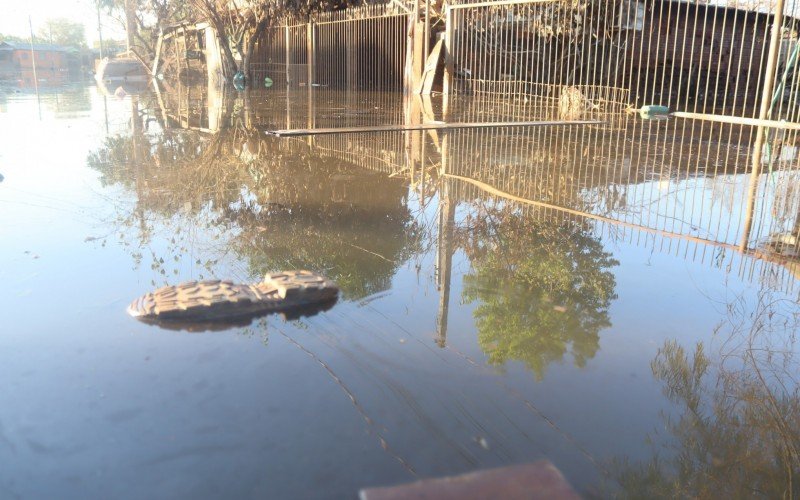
{"left": 28, "top": 15, "right": 41, "bottom": 119}
{"left": 124, "top": 0, "right": 136, "bottom": 55}
{"left": 96, "top": 1, "right": 105, "bottom": 59}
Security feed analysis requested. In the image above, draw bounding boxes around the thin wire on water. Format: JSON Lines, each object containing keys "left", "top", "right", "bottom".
{"left": 276, "top": 326, "right": 418, "bottom": 477}
{"left": 355, "top": 293, "right": 610, "bottom": 476}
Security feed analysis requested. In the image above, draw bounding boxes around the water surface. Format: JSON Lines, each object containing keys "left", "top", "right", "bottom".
{"left": 1, "top": 85, "right": 799, "bottom": 499}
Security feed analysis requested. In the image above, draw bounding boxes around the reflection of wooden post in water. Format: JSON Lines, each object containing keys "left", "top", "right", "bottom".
{"left": 405, "top": 94, "right": 424, "bottom": 180}
{"left": 436, "top": 132, "right": 455, "bottom": 348}
{"left": 286, "top": 86, "right": 292, "bottom": 131}
{"left": 243, "top": 88, "right": 253, "bottom": 129}
{"left": 130, "top": 95, "right": 148, "bottom": 239}
{"left": 741, "top": 0, "right": 785, "bottom": 252}
{"left": 103, "top": 95, "right": 109, "bottom": 134}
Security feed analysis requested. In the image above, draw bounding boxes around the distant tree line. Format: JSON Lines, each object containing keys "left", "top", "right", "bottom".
{"left": 0, "top": 18, "right": 87, "bottom": 49}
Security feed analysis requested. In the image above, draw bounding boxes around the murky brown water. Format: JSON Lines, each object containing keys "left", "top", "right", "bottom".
{"left": 1, "top": 84, "right": 799, "bottom": 498}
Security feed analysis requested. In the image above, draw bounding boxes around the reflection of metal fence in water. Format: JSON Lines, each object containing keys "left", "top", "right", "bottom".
{"left": 443, "top": 119, "right": 752, "bottom": 244}
{"left": 250, "top": 5, "right": 409, "bottom": 92}
{"left": 243, "top": 88, "right": 409, "bottom": 174}
{"left": 435, "top": 114, "right": 800, "bottom": 291}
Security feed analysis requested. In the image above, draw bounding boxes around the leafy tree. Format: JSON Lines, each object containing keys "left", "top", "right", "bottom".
{"left": 612, "top": 288, "right": 800, "bottom": 499}
{"left": 460, "top": 206, "right": 618, "bottom": 380}
{"left": 0, "top": 33, "right": 44, "bottom": 44}
{"left": 39, "top": 18, "right": 87, "bottom": 48}
{"left": 86, "top": 92, "right": 422, "bottom": 297}
{"left": 97, "top": 0, "right": 198, "bottom": 60}
{"left": 189, "top": 0, "right": 359, "bottom": 84}
{"left": 612, "top": 340, "right": 800, "bottom": 499}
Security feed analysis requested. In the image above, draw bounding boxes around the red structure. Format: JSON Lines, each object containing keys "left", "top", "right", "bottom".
{"left": 0, "top": 41, "right": 70, "bottom": 88}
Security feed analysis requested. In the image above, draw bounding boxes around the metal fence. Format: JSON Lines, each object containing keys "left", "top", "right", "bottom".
{"left": 250, "top": 5, "right": 409, "bottom": 92}
{"left": 441, "top": 0, "right": 800, "bottom": 123}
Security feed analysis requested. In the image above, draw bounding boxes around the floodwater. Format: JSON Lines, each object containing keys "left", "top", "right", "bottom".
{"left": 1, "top": 84, "right": 799, "bottom": 499}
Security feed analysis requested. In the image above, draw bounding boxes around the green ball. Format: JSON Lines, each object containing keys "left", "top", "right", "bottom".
{"left": 264, "top": 76, "right": 274, "bottom": 88}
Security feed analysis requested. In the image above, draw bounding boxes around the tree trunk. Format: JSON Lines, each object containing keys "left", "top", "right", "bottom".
{"left": 243, "top": 18, "right": 269, "bottom": 85}
{"left": 198, "top": 2, "right": 240, "bottom": 80}
{"left": 124, "top": 0, "right": 137, "bottom": 54}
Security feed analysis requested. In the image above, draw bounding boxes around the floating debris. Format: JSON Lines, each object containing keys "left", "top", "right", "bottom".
{"left": 127, "top": 270, "right": 339, "bottom": 329}
{"left": 558, "top": 86, "right": 598, "bottom": 120}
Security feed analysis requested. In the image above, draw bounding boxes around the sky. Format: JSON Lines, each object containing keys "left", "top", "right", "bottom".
{"left": 0, "top": 0, "right": 126, "bottom": 45}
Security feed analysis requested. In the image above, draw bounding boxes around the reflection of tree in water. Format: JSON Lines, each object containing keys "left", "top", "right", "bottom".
{"left": 459, "top": 206, "right": 618, "bottom": 380}
{"left": 224, "top": 150, "right": 421, "bottom": 299}
{"left": 613, "top": 289, "right": 800, "bottom": 499}
{"left": 87, "top": 120, "right": 421, "bottom": 298}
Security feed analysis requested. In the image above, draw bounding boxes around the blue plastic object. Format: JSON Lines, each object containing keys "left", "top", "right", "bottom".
{"left": 233, "top": 71, "right": 246, "bottom": 91}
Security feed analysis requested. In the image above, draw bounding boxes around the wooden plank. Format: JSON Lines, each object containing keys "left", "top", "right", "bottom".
{"left": 417, "top": 38, "right": 443, "bottom": 95}
{"left": 265, "top": 120, "right": 602, "bottom": 137}
{"left": 360, "top": 461, "right": 580, "bottom": 500}
{"left": 152, "top": 29, "right": 163, "bottom": 76}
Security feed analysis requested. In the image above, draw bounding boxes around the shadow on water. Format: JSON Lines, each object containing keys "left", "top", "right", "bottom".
{"left": 134, "top": 298, "right": 339, "bottom": 332}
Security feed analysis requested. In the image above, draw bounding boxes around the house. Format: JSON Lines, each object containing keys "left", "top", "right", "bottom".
{"left": 0, "top": 41, "right": 70, "bottom": 88}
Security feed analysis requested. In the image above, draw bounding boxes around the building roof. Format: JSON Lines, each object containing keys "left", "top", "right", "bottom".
{"left": 0, "top": 41, "right": 69, "bottom": 52}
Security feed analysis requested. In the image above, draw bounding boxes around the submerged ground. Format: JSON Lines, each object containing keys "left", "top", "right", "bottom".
{"left": 1, "top": 85, "right": 799, "bottom": 499}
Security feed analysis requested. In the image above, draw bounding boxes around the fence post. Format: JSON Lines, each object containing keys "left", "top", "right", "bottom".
{"left": 404, "top": 7, "right": 416, "bottom": 94}
{"left": 346, "top": 20, "right": 353, "bottom": 90}
{"left": 285, "top": 23, "right": 290, "bottom": 86}
{"left": 307, "top": 20, "right": 316, "bottom": 86}
{"left": 740, "top": 0, "right": 786, "bottom": 251}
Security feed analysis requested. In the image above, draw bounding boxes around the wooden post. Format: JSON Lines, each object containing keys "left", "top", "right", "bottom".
{"left": 403, "top": 10, "right": 416, "bottom": 94}
{"left": 152, "top": 29, "right": 163, "bottom": 76}
{"left": 424, "top": 0, "right": 430, "bottom": 63}
{"left": 740, "top": 0, "right": 786, "bottom": 251}
{"left": 443, "top": 6, "right": 454, "bottom": 96}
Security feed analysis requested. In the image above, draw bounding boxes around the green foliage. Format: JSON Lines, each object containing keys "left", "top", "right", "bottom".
{"left": 86, "top": 97, "right": 422, "bottom": 298}
{"left": 0, "top": 33, "right": 44, "bottom": 44}
{"left": 97, "top": 0, "right": 198, "bottom": 58}
{"left": 39, "top": 18, "right": 86, "bottom": 48}
{"left": 461, "top": 208, "right": 618, "bottom": 379}
{"left": 612, "top": 337, "right": 800, "bottom": 499}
